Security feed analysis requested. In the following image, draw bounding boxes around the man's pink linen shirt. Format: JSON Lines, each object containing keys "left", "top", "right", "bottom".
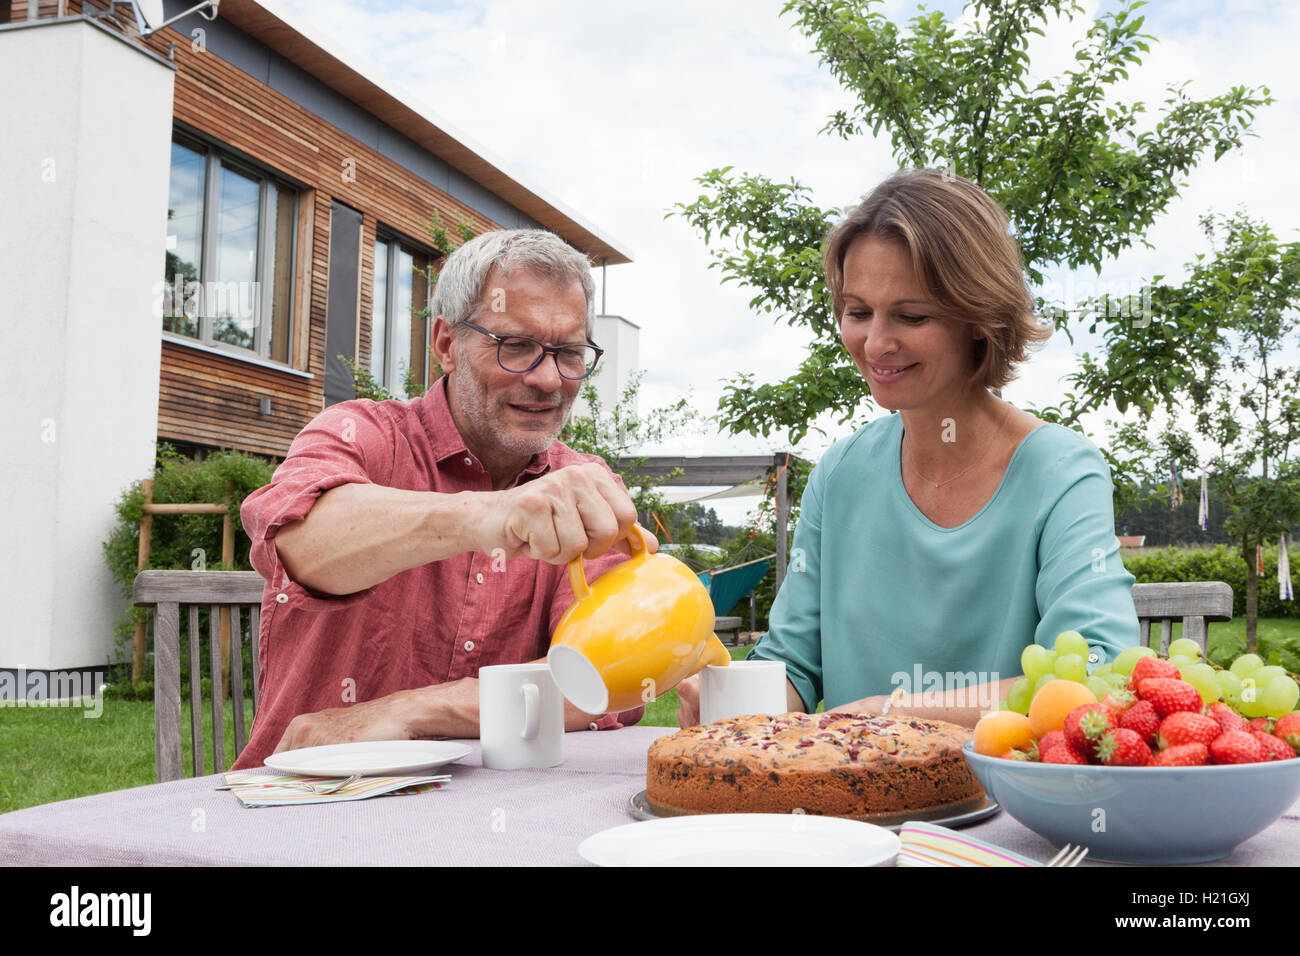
{"left": 231, "top": 377, "right": 641, "bottom": 769}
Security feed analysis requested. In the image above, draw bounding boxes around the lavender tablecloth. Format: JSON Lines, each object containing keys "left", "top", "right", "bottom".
{"left": 2, "top": 725, "right": 1297, "bottom": 865}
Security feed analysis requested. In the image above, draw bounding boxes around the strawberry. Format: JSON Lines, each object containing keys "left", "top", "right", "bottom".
{"left": 1248, "top": 717, "right": 1276, "bottom": 735}
{"left": 1128, "top": 656, "right": 1181, "bottom": 692}
{"left": 1120, "top": 699, "right": 1161, "bottom": 745}
{"left": 1101, "top": 688, "right": 1137, "bottom": 718}
{"left": 1209, "top": 731, "right": 1264, "bottom": 764}
{"left": 1042, "top": 744, "right": 1088, "bottom": 765}
{"left": 1251, "top": 731, "right": 1294, "bottom": 761}
{"left": 1064, "top": 703, "right": 1116, "bottom": 760}
{"left": 1274, "top": 713, "right": 1300, "bottom": 754}
{"left": 1038, "top": 730, "right": 1067, "bottom": 756}
{"left": 1207, "top": 701, "right": 1248, "bottom": 735}
{"left": 1158, "top": 712, "right": 1220, "bottom": 749}
{"left": 1095, "top": 728, "right": 1151, "bottom": 766}
{"left": 1150, "top": 743, "right": 1209, "bottom": 767}
{"left": 1138, "top": 678, "right": 1203, "bottom": 718}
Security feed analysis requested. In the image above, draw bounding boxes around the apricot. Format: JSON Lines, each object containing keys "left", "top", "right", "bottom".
{"left": 1028, "top": 679, "right": 1098, "bottom": 738}
{"left": 973, "top": 710, "right": 1035, "bottom": 757}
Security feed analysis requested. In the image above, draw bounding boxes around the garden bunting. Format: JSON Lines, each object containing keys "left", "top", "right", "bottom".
{"left": 1258, "top": 543, "right": 1265, "bottom": 576}
{"left": 1280, "top": 534, "right": 1293, "bottom": 602}
{"left": 1169, "top": 466, "right": 1184, "bottom": 509}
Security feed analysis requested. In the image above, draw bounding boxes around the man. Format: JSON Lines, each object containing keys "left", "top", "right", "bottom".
{"left": 230, "top": 229, "right": 649, "bottom": 770}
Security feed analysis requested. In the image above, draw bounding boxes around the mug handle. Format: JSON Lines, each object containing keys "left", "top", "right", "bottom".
{"left": 566, "top": 525, "right": 648, "bottom": 602}
{"left": 521, "top": 683, "right": 540, "bottom": 740}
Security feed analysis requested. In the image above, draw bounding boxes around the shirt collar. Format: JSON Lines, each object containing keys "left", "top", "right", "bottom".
{"left": 420, "top": 376, "right": 554, "bottom": 479}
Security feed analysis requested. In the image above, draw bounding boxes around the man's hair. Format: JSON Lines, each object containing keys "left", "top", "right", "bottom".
{"left": 432, "top": 229, "right": 597, "bottom": 339}
{"left": 823, "top": 168, "right": 1050, "bottom": 389}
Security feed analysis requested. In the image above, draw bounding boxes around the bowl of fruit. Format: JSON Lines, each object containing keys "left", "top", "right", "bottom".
{"left": 965, "top": 634, "right": 1300, "bottom": 864}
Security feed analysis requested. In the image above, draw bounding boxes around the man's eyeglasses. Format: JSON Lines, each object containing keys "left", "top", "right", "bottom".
{"left": 458, "top": 320, "right": 603, "bottom": 381}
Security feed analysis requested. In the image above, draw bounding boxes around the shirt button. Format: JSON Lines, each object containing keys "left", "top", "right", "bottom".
{"left": 464, "top": 457, "right": 473, "bottom": 467}
{"left": 476, "top": 572, "right": 484, "bottom": 584}
{"left": 275, "top": 592, "right": 288, "bottom": 604}
{"left": 463, "top": 641, "right": 474, "bottom": 652}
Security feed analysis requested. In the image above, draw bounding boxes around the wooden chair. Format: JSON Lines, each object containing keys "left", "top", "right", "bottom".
{"left": 132, "top": 570, "right": 266, "bottom": 782}
{"left": 1131, "top": 581, "right": 1233, "bottom": 655}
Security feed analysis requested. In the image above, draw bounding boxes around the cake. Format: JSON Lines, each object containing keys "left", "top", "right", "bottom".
{"left": 646, "top": 711, "right": 983, "bottom": 819}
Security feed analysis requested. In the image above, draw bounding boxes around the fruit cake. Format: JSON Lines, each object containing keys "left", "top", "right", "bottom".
{"left": 646, "top": 711, "right": 983, "bottom": 818}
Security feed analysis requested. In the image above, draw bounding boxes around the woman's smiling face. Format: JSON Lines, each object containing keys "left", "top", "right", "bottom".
{"left": 838, "top": 235, "right": 983, "bottom": 412}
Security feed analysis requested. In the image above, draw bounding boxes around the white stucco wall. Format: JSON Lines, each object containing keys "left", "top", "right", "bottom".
{"left": 577, "top": 314, "right": 640, "bottom": 420}
{"left": 0, "top": 19, "right": 174, "bottom": 669}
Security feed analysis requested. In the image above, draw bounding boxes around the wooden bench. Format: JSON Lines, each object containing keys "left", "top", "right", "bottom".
{"left": 133, "top": 570, "right": 266, "bottom": 783}
{"left": 1131, "top": 581, "right": 1233, "bottom": 655}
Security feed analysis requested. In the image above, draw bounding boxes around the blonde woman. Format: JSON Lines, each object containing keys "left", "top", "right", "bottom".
{"left": 678, "top": 169, "right": 1139, "bottom": 728}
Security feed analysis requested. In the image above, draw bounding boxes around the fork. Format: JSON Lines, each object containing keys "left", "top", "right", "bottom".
{"left": 298, "top": 773, "right": 363, "bottom": 795}
{"left": 1045, "top": 843, "right": 1089, "bottom": 867}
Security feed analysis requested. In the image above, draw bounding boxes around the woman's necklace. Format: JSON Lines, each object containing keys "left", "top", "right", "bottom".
{"left": 906, "top": 403, "right": 1014, "bottom": 490}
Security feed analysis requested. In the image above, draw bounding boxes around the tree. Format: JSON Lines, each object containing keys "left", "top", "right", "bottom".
{"left": 672, "top": 0, "right": 1270, "bottom": 446}
{"left": 1095, "top": 213, "right": 1300, "bottom": 647}
{"left": 560, "top": 370, "right": 699, "bottom": 525}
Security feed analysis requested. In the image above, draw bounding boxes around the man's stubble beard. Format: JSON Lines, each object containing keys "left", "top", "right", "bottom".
{"left": 448, "top": 346, "right": 575, "bottom": 463}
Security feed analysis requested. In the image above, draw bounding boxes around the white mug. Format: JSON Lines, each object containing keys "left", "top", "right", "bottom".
{"left": 699, "top": 659, "right": 788, "bottom": 725}
{"left": 478, "top": 663, "right": 564, "bottom": 770}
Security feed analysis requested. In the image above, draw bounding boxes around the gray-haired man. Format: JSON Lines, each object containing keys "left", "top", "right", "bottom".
{"left": 232, "top": 230, "right": 650, "bottom": 769}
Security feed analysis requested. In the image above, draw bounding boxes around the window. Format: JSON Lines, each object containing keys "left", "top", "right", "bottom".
{"left": 371, "top": 234, "right": 435, "bottom": 398}
{"left": 162, "top": 133, "right": 297, "bottom": 365}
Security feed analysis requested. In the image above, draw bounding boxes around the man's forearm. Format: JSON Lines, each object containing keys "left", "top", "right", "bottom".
{"left": 275, "top": 483, "right": 491, "bottom": 596}
{"left": 408, "top": 677, "right": 610, "bottom": 737}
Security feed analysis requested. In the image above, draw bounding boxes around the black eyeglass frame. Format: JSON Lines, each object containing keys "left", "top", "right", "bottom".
{"left": 456, "top": 320, "right": 604, "bottom": 381}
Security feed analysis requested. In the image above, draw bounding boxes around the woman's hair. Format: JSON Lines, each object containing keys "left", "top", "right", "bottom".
{"left": 823, "top": 168, "right": 1050, "bottom": 389}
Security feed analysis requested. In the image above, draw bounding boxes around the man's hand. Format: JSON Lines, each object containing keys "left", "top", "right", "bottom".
{"left": 475, "top": 462, "right": 651, "bottom": 564}
{"left": 273, "top": 688, "right": 425, "bottom": 754}
{"left": 675, "top": 674, "right": 702, "bottom": 729}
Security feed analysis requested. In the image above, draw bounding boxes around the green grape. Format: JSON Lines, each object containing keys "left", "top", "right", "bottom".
{"left": 1092, "top": 663, "right": 1114, "bottom": 677}
{"left": 1112, "top": 646, "right": 1156, "bottom": 675}
{"left": 1054, "top": 630, "right": 1090, "bottom": 659}
{"left": 1168, "top": 654, "right": 1197, "bottom": 669}
{"left": 1238, "top": 696, "right": 1269, "bottom": 719}
{"left": 1086, "top": 675, "right": 1111, "bottom": 701}
{"left": 1034, "top": 673, "right": 1059, "bottom": 694}
{"left": 1007, "top": 678, "right": 1033, "bottom": 715}
{"left": 1261, "top": 676, "right": 1300, "bottom": 719}
{"left": 997, "top": 698, "right": 1011, "bottom": 711}
{"left": 1021, "top": 644, "right": 1053, "bottom": 682}
{"left": 1251, "top": 666, "right": 1287, "bottom": 687}
{"left": 1230, "top": 653, "right": 1264, "bottom": 678}
{"left": 1054, "top": 653, "right": 1087, "bottom": 683}
{"left": 1180, "top": 663, "right": 1222, "bottom": 705}
{"left": 1102, "top": 673, "right": 1129, "bottom": 689}
{"left": 1215, "top": 670, "right": 1243, "bottom": 701}
{"left": 1168, "top": 638, "right": 1203, "bottom": 660}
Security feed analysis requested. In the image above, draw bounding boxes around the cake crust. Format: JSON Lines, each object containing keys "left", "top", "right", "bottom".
{"left": 647, "top": 711, "right": 983, "bottom": 818}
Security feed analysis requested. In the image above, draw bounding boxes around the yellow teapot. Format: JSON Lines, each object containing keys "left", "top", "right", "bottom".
{"left": 547, "top": 526, "right": 730, "bottom": 714}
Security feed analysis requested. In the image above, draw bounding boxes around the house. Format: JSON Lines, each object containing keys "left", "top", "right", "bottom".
{"left": 0, "top": 0, "right": 634, "bottom": 675}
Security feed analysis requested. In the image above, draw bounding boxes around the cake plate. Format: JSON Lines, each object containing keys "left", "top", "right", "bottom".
{"left": 628, "top": 789, "right": 1000, "bottom": 831}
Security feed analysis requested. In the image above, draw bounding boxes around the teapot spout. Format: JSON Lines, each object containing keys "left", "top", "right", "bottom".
{"left": 694, "top": 633, "right": 732, "bottom": 672}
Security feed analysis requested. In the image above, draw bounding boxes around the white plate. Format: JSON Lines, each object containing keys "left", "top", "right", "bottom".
{"left": 264, "top": 740, "right": 473, "bottom": 776}
{"left": 579, "top": 814, "right": 900, "bottom": 867}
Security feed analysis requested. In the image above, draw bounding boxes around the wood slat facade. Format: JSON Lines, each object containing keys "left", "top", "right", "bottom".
{"left": 40, "top": 0, "right": 602, "bottom": 460}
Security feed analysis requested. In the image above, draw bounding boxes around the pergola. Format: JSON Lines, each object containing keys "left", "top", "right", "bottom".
{"left": 615, "top": 452, "right": 803, "bottom": 590}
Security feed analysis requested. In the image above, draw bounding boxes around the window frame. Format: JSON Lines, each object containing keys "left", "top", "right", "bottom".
{"left": 372, "top": 229, "right": 438, "bottom": 398}
{"left": 164, "top": 128, "right": 300, "bottom": 367}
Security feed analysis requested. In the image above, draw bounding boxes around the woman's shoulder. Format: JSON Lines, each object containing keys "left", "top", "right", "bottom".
{"left": 1016, "top": 417, "right": 1109, "bottom": 471}
{"left": 815, "top": 413, "right": 903, "bottom": 480}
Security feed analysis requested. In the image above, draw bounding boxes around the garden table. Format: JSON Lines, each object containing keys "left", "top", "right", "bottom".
{"left": 1, "top": 725, "right": 1296, "bottom": 866}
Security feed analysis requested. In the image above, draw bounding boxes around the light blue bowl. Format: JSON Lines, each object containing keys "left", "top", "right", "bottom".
{"left": 963, "top": 742, "right": 1300, "bottom": 864}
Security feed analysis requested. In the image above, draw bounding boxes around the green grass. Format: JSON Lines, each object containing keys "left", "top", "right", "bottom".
{"left": 0, "top": 696, "right": 254, "bottom": 814}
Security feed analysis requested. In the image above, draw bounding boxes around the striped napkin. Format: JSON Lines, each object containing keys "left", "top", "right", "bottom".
{"left": 897, "top": 821, "right": 1042, "bottom": 866}
{"left": 221, "top": 770, "right": 450, "bottom": 808}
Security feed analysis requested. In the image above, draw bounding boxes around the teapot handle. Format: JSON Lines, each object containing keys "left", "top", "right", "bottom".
{"left": 567, "top": 525, "right": 648, "bottom": 602}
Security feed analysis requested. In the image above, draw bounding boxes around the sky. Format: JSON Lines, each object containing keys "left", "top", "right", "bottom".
{"left": 275, "top": 0, "right": 1300, "bottom": 524}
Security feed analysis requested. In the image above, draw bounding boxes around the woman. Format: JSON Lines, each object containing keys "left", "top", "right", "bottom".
{"left": 678, "top": 169, "right": 1139, "bottom": 727}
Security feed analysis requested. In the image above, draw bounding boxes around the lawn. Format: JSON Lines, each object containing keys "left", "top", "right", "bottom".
{"left": 4, "top": 624, "right": 1296, "bottom": 814}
